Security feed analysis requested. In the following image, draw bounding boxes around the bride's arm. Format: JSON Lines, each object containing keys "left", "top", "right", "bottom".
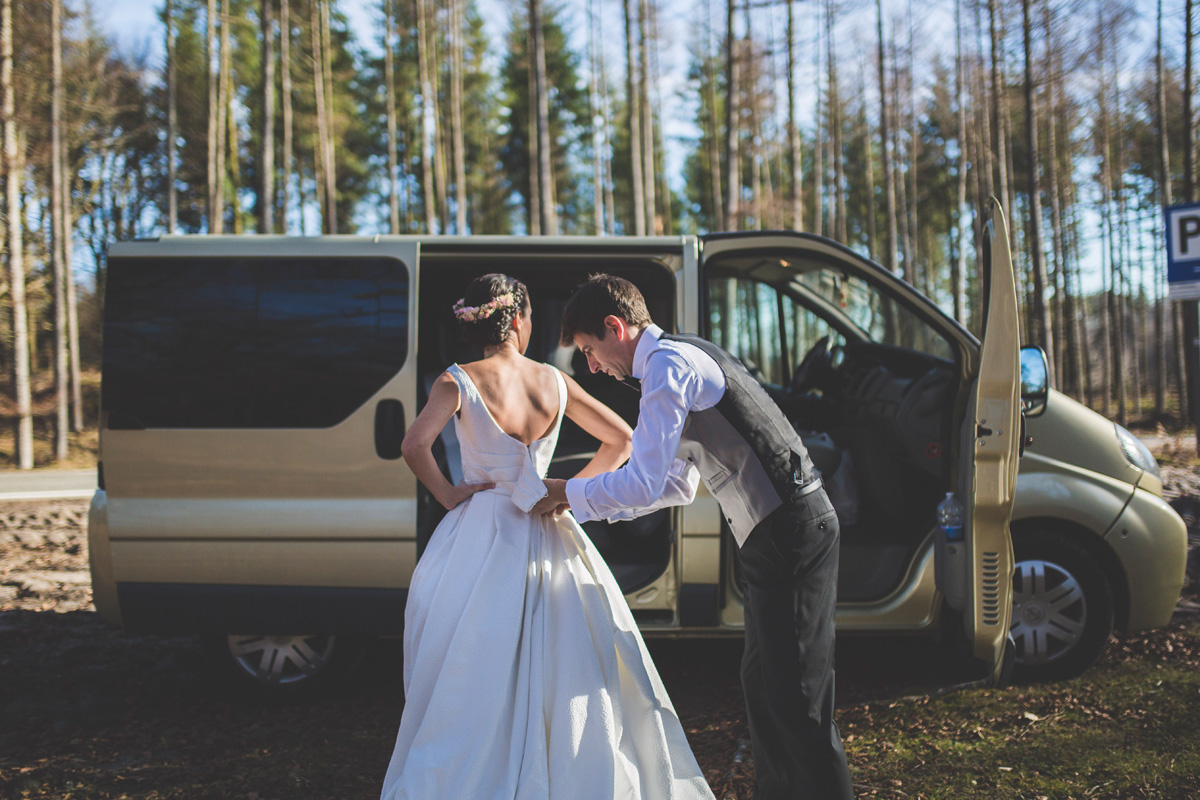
{"left": 401, "top": 371, "right": 494, "bottom": 510}
{"left": 561, "top": 371, "right": 633, "bottom": 480}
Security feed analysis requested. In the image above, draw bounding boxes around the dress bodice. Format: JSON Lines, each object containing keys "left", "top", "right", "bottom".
{"left": 446, "top": 363, "right": 566, "bottom": 513}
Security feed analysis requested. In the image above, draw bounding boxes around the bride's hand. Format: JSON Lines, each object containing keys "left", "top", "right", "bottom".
{"left": 439, "top": 481, "right": 495, "bottom": 510}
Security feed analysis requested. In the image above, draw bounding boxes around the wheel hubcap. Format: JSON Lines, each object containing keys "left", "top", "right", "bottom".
{"left": 227, "top": 634, "right": 336, "bottom": 685}
{"left": 1010, "top": 559, "right": 1087, "bottom": 666}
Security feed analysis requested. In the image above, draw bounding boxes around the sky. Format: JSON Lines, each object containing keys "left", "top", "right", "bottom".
{"left": 91, "top": 0, "right": 830, "bottom": 203}
{"left": 90, "top": 0, "right": 1173, "bottom": 296}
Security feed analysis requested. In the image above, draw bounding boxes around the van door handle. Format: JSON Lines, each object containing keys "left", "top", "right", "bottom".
{"left": 375, "top": 400, "right": 406, "bottom": 460}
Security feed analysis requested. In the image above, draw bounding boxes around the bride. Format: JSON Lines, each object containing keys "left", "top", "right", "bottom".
{"left": 380, "top": 274, "right": 715, "bottom": 800}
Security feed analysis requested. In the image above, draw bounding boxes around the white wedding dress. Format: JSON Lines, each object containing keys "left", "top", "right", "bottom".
{"left": 381, "top": 364, "right": 715, "bottom": 800}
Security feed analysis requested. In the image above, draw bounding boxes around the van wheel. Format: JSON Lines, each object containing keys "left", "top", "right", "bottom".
{"left": 1010, "top": 531, "right": 1114, "bottom": 682}
{"left": 202, "top": 634, "right": 364, "bottom": 698}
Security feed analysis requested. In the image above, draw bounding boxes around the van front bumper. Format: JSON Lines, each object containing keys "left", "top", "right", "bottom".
{"left": 1104, "top": 486, "right": 1188, "bottom": 631}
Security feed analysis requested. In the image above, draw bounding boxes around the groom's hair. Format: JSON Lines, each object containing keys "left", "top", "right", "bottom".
{"left": 560, "top": 274, "right": 653, "bottom": 346}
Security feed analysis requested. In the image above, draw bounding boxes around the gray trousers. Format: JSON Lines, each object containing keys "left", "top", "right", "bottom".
{"left": 736, "top": 487, "right": 853, "bottom": 800}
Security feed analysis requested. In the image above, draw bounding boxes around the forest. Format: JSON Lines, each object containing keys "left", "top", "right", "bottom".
{"left": 0, "top": 0, "right": 1194, "bottom": 467}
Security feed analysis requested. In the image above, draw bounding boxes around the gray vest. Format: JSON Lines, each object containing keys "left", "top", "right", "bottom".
{"left": 661, "top": 334, "right": 820, "bottom": 547}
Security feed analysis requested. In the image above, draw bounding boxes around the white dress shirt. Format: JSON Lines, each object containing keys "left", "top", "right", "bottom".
{"left": 566, "top": 324, "right": 726, "bottom": 523}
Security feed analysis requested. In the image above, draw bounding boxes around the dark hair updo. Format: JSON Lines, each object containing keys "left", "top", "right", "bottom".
{"left": 454, "top": 273, "right": 530, "bottom": 349}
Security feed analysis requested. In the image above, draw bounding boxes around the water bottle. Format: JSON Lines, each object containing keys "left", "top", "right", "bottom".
{"left": 937, "top": 492, "right": 964, "bottom": 542}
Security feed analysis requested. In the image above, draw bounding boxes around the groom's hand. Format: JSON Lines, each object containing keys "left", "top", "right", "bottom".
{"left": 532, "top": 478, "right": 569, "bottom": 517}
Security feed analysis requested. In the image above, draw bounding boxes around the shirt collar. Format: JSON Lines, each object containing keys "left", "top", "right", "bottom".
{"left": 631, "top": 324, "right": 663, "bottom": 380}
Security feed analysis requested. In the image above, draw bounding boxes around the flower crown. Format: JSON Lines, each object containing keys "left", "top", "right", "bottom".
{"left": 452, "top": 291, "right": 517, "bottom": 323}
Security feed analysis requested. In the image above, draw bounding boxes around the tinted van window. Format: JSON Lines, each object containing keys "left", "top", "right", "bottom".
{"left": 103, "top": 257, "right": 409, "bottom": 429}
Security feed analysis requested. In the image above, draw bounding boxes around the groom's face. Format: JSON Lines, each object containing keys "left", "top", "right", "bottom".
{"left": 573, "top": 329, "right": 631, "bottom": 381}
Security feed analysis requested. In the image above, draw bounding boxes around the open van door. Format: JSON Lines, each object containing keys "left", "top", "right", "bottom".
{"left": 944, "top": 200, "right": 1021, "bottom": 684}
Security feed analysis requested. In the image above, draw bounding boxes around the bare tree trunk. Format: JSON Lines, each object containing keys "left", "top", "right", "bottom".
{"left": 1104, "top": 16, "right": 1126, "bottom": 424}
{"left": 787, "top": 0, "right": 801, "bottom": 230}
{"left": 430, "top": 25, "right": 449, "bottom": 233}
{"left": 952, "top": 0, "right": 967, "bottom": 322}
{"left": 625, "top": 0, "right": 645, "bottom": 234}
{"left": 906, "top": 2, "right": 920, "bottom": 291}
{"left": 261, "top": 0, "right": 276, "bottom": 234}
{"left": 530, "top": 0, "right": 556, "bottom": 235}
{"left": 51, "top": 0, "right": 67, "bottom": 460}
{"left": 639, "top": 0, "right": 656, "bottom": 234}
{"left": 1114, "top": 67, "right": 1138, "bottom": 419}
{"left": 320, "top": 0, "right": 337, "bottom": 232}
{"left": 830, "top": 0, "right": 846, "bottom": 243}
{"left": 166, "top": 0, "right": 178, "bottom": 232}
{"left": 216, "top": 0, "right": 230, "bottom": 233}
{"left": 877, "top": 0, "right": 897, "bottom": 275}
{"left": 64, "top": 172, "right": 79, "bottom": 432}
{"left": 1072, "top": 238, "right": 1090, "bottom": 401}
{"left": 1044, "top": 0, "right": 1067, "bottom": 386}
{"left": 745, "top": 3, "right": 759, "bottom": 230}
{"left": 1070, "top": 196, "right": 1090, "bottom": 405}
{"left": 705, "top": 0, "right": 723, "bottom": 229}
{"left": 1176, "top": 303, "right": 1190, "bottom": 422}
{"left": 206, "top": 0, "right": 218, "bottom": 232}
{"left": 892, "top": 42, "right": 910, "bottom": 285}
{"left": 988, "top": 0, "right": 1008, "bottom": 216}
{"left": 1187, "top": 0, "right": 1195, "bottom": 204}
{"left": 814, "top": 15, "right": 824, "bottom": 236}
{"left": 311, "top": 0, "right": 330, "bottom": 230}
{"left": 1157, "top": 0, "right": 1172, "bottom": 417}
{"left": 1023, "top": 0, "right": 1053, "bottom": 369}
{"left": 599, "top": 22, "right": 616, "bottom": 234}
{"left": 966, "top": 76, "right": 983, "bottom": 294}
{"left": 1098, "top": 18, "right": 1115, "bottom": 419}
{"left": 415, "top": 0, "right": 436, "bottom": 233}
{"left": 3, "top": 0, "right": 31, "bottom": 469}
{"left": 860, "top": 76, "right": 877, "bottom": 260}
{"left": 281, "top": 0, "right": 293, "bottom": 232}
{"left": 61, "top": 99, "right": 80, "bottom": 434}
{"left": 652, "top": 4, "right": 670, "bottom": 234}
{"left": 526, "top": 63, "right": 540, "bottom": 234}
{"left": 384, "top": 0, "right": 399, "bottom": 232}
{"left": 450, "top": 0, "right": 466, "bottom": 233}
{"left": 1101, "top": 228, "right": 1113, "bottom": 415}
{"left": 974, "top": 0, "right": 995, "bottom": 279}
{"left": 589, "top": 0, "right": 603, "bottom": 234}
{"left": 723, "top": 0, "right": 738, "bottom": 231}
{"left": 1137, "top": 221, "right": 1149, "bottom": 418}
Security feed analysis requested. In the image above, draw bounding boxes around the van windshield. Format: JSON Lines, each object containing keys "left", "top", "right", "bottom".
{"left": 789, "top": 268, "right": 954, "bottom": 362}
{"left": 707, "top": 254, "right": 954, "bottom": 386}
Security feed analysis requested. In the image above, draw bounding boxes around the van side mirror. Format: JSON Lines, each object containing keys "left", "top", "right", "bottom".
{"left": 1020, "top": 346, "right": 1049, "bottom": 417}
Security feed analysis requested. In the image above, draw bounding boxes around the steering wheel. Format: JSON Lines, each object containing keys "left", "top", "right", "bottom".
{"left": 790, "top": 335, "right": 835, "bottom": 394}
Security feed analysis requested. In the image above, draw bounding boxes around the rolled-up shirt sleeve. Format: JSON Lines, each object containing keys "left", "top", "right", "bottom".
{"left": 565, "top": 351, "right": 703, "bottom": 523}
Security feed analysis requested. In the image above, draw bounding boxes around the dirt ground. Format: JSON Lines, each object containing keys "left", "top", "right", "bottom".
{"left": 1, "top": 459, "right": 1198, "bottom": 799}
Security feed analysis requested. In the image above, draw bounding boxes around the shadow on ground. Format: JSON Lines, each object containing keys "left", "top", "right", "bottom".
{"left": 0, "top": 606, "right": 987, "bottom": 800}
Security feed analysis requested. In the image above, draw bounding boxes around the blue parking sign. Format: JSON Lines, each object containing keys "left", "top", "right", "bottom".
{"left": 1166, "top": 202, "right": 1200, "bottom": 300}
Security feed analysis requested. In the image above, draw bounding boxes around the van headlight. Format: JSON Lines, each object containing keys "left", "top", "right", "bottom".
{"left": 1115, "top": 423, "right": 1161, "bottom": 478}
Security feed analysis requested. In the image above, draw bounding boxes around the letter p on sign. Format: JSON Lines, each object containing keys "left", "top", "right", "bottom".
{"left": 1166, "top": 202, "right": 1200, "bottom": 301}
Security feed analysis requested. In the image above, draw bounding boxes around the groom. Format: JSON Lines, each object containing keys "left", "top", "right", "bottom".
{"left": 533, "top": 274, "right": 853, "bottom": 800}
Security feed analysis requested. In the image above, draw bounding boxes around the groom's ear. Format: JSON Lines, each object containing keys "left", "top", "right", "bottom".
{"left": 603, "top": 315, "right": 625, "bottom": 341}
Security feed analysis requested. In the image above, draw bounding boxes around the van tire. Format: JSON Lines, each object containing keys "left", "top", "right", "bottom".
{"left": 1010, "top": 531, "right": 1114, "bottom": 682}
{"left": 202, "top": 633, "right": 366, "bottom": 699}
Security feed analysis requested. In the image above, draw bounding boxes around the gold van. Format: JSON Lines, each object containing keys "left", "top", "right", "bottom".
{"left": 89, "top": 207, "right": 1185, "bottom": 693}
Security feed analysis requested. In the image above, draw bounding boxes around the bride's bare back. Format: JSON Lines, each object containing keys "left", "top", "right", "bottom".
{"left": 402, "top": 334, "right": 631, "bottom": 511}
{"left": 459, "top": 355, "right": 561, "bottom": 446}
